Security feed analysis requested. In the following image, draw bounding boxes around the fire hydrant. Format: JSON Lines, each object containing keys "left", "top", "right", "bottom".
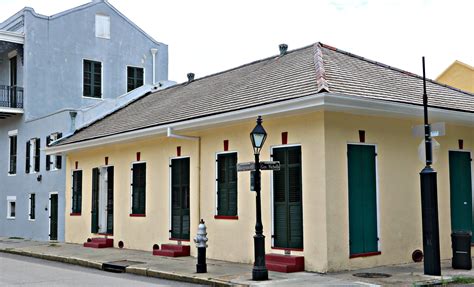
{"left": 194, "top": 219, "right": 208, "bottom": 273}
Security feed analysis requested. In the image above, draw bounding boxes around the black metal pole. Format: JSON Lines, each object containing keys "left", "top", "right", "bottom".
{"left": 196, "top": 247, "right": 207, "bottom": 273}
{"left": 252, "top": 153, "right": 268, "bottom": 281}
{"left": 419, "top": 56, "right": 441, "bottom": 276}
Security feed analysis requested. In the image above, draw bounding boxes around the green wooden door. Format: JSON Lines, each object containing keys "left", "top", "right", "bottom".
{"left": 106, "top": 167, "right": 114, "bottom": 234}
{"left": 449, "top": 151, "right": 473, "bottom": 242}
{"left": 171, "top": 158, "right": 190, "bottom": 240}
{"left": 49, "top": 194, "right": 58, "bottom": 240}
{"left": 273, "top": 146, "right": 303, "bottom": 249}
{"left": 91, "top": 168, "right": 99, "bottom": 233}
{"left": 348, "top": 144, "right": 378, "bottom": 256}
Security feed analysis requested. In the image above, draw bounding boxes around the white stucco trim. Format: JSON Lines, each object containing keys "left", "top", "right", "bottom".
{"left": 0, "top": 30, "right": 24, "bottom": 44}
{"left": 46, "top": 93, "right": 474, "bottom": 155}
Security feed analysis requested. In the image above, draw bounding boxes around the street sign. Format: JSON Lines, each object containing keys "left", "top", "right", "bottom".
{"left": 237, "top": 161, "right": 280, "bottom": 172}
{"left": 418, "top": 138, "right": 440, "bottom": 164}
{"left": 260, "top": 161, "right": 280, "bottom": 171}
{"left": 237, "top": 162, "right": 255, "bottom": 172}
{"left": 412, "top": 122, "right": 445, "bottom": 138}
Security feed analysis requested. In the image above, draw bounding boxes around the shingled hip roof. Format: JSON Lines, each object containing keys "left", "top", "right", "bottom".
{"left": 54, "top": 42, "right": 473, "bottom": 147}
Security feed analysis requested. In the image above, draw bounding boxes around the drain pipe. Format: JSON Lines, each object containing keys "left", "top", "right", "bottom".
{"left": 151, "top": 48, "right": 158, "bottom": 84}
{"left": 167, "top": 127, "right": 202, "bottom": 234}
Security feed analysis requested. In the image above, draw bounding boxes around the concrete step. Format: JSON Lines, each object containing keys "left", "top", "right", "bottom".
{"left": 265, "top": 254, "right": 304, "bottom": 273}
{"left": 153, "top": 244, "right": 190, "bottom": 257}
{"left": 83, "top": 238, "right": 113, "bottom": 248}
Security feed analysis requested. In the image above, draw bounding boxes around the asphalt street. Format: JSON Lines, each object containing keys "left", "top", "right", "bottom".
{"left": 0, "top": 253, "right": 203, "bottom": 286}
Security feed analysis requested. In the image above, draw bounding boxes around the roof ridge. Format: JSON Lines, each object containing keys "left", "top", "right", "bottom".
{"left": 319, "top": 43, "right": 474, "bottom": 97}
{"left": 313, "top": 42, "right": 330, "bottom": 93}
{"left": 172, "top": 44, "right": 315, "bottom": 86}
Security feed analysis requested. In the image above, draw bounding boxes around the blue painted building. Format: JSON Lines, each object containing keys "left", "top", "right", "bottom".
{"left": 0, "top": 0, "right": 170, "bottom": 241}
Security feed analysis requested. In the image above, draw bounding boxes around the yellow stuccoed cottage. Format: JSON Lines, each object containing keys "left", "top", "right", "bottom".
{"left": 46, "top": 42, "right": 473, "bottom": 273}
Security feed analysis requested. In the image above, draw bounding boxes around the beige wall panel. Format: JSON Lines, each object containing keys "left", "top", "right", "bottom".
{"left": 324, "top": 111, "right": 473, "bottom": 271}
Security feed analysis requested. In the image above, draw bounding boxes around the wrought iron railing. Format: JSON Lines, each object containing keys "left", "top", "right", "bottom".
{"left": 0, "top": 85, "right": 23, "bottom": 108}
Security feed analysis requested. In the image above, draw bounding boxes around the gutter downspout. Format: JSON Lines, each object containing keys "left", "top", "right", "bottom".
{"left": 167, "top": 127, "right": 201, "bottom": 237}
{"left": 150, "top": 48, "right": 158, "bottom": 84}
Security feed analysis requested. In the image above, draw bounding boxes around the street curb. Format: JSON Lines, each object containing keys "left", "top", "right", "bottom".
{"left": 0, "top": 248, "right": 104, "bottom": 270}
{"left": 0, "top": 248, "right": 246, "bottom": 286}
{"left": 126, "top": 266, "right": 246, "bottom": 287}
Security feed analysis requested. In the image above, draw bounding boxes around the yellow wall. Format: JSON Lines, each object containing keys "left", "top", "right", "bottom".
{"left": 324, "top": 112, "right": 473, "bottom": 271}
{"left": 64, "top": 110, "right": 473, "bottom": 273}
{"left": 436, "top": 61, "right": 474, "bottom": 93}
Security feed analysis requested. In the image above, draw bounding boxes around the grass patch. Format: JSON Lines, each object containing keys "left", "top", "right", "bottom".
{"left": 449, "top": 276, "right": 474, "bottom": 285}
{"left": 8, "top": 237, "right": 23, "bottom": 240}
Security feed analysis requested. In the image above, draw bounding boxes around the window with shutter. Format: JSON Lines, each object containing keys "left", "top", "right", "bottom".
{"left": 83, "top": 60, "right": 102, "bottom": 98}
{"left": 8, "top": 134, "right": 17, "bottom": 175}
{"left": 95, "top": 14, "right": 110, "bottom": 39}
{"left": 34, "top": 138, "right": 40, "bottom": 172}
{"left": 216, "top": 153, "right": 238, "bottom": 216}
{"left": 127, "top": 67, "right": 144, "bottom": 92}
{"left": 131, "top": 163, "right": 146, "bottom": 215}
{"left": 272, "top": 146, "right": 303, "bottom": 249}
{"left": 91, "top": 168, "right": 99, "bottom": 233}
{"left": 25, "top": 141, "right": 30, "bottom": 173}
{"left": 29, "top": 194, "right": 35, "bottom": 220}
{"left": 46, "top": 135, "right": 51, "bottom": 171}
{"left": 72, "top": 170, "right": 83, "bottom": 214}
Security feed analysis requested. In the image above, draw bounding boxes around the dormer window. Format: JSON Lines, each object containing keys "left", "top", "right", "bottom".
{"left": 95, "top": 14, "right": 110, "bottom": 39}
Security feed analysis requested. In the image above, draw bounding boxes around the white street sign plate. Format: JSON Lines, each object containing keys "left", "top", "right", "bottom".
{"left": 412, "top": 122, "right": 445, "bottom": 138}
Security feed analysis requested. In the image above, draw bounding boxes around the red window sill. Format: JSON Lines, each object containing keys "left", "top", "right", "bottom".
{"left": 214, "top": 215, "right": 238, "bottom": 220}
{"left": 129, "top": 214, "right": 146, "bottom": 217}
{"left": 350, "top": 251, "right": 381, "bottom": 259}
{"left": 271, "top": 246, "right": 304, "bottom": 252}
{"left": 169, "top": 238, "right": 190, "bottom": 242}
{"left": 70, "top": 213, "right": 81, "bottom": 216}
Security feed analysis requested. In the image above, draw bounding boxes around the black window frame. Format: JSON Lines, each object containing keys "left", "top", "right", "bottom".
{"left": 83, "top": 60, "right": 102, "bottom": 98}
{"left": 131, "top": 162, "right": 146, "bottom": 215}
{"left": 127, "top": 66, "right": 144, "bottom": 92}
{"left": 72, "top": 170, "right": 83, "bottom": 214}
{"left": 8, "top": 134, "right": 17, "bottom": 175}
{"left": 216, "top": 152, "right": 238, "bottom": 217}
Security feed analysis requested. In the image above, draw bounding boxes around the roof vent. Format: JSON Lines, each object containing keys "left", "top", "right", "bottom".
{"left": 279, "top": 44, "right": 288, "bottom": 56}
{"left": 187, "top": 73, "right": 195, "bottom": 83}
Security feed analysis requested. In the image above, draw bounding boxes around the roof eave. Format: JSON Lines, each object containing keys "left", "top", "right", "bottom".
{"left": 45, "top": 93, "right": 473, "bottom": 155}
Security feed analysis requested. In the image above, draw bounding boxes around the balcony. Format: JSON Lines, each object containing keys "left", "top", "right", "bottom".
{"left": 0, "top": 85, "right": 23, "bottom": 119}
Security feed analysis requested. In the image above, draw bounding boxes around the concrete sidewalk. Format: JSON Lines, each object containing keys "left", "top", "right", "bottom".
{"left": 0, "top": 237, "right": 472, "bottom": 286}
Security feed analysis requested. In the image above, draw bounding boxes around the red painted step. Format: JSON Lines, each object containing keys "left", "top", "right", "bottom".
{"left": 153, "top": 244, "right": 190, "bottom": 257}
{"left": 83, "top": 238, "right": 114, "bottom": 248}
{"left": 265, "top": 254, "right": 304, "bottom": 273}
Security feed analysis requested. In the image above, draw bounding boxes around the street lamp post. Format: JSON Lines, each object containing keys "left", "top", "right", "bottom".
{"left": 250, "top": 116, "right": 269, "bottom": 281}
{"left": 419, "top": 57, "right": 441, "bottom": 276}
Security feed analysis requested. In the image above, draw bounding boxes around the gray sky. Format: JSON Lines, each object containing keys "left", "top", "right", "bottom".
{"left": 1, "top": 0, "right": 473, "bottom": 84}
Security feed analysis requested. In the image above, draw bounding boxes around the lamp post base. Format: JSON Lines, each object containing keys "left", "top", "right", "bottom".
{"left": 252, "top": 234, "right": 268, "bottom": 281}
{"left": 252, "top": 266, "right": 268, "bottom": 281}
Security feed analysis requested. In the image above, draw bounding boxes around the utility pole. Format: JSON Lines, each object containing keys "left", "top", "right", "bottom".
{"left": 419, "top": 56, "right": 441, "bottom": 276}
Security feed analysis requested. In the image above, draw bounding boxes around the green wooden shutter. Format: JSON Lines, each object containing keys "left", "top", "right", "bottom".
{"left": 49, "top": 194, "right": 58, "bottom": 240}
{"left": 30, "top": 194, "right": 35, "bottom": 220}
{"left": 132, "top": 163, "right": 146, "bottom": 214}
{"left": 348, "top": 145, "right": 378, "bottom": 256}
{"left": 34, "top": 138, "right": 40, "bottom": 172}
{"left": 106, "top": 166, "right": 114, "bottom": 234}
{"left": 217, "top": 153, "right": 238, "bottom": 216}
{"left": 56, "top": 133, "right": 62, "bottom": 169}
{"left": 171, "top": 158, "right": 190, "bottom": 240}
{"left": 9, "top": 135, "right": 17, "bottom": 174}
{"left": 25, "top": 141, "right": 30, "bottom": 173}
{"left": 449, "top": 151, "right": 473, "bottom": 241}
{"left": 46, "top": 136, "right": 51, "bottom": 171}
{"left": 91, "top": 168, "right": 99, "bottom": 233}
{"left": 273, "top": 146, "right": 303, "bottom": 249}
{"left": 72, "top": 171, "right": 83, "bottom": 214}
